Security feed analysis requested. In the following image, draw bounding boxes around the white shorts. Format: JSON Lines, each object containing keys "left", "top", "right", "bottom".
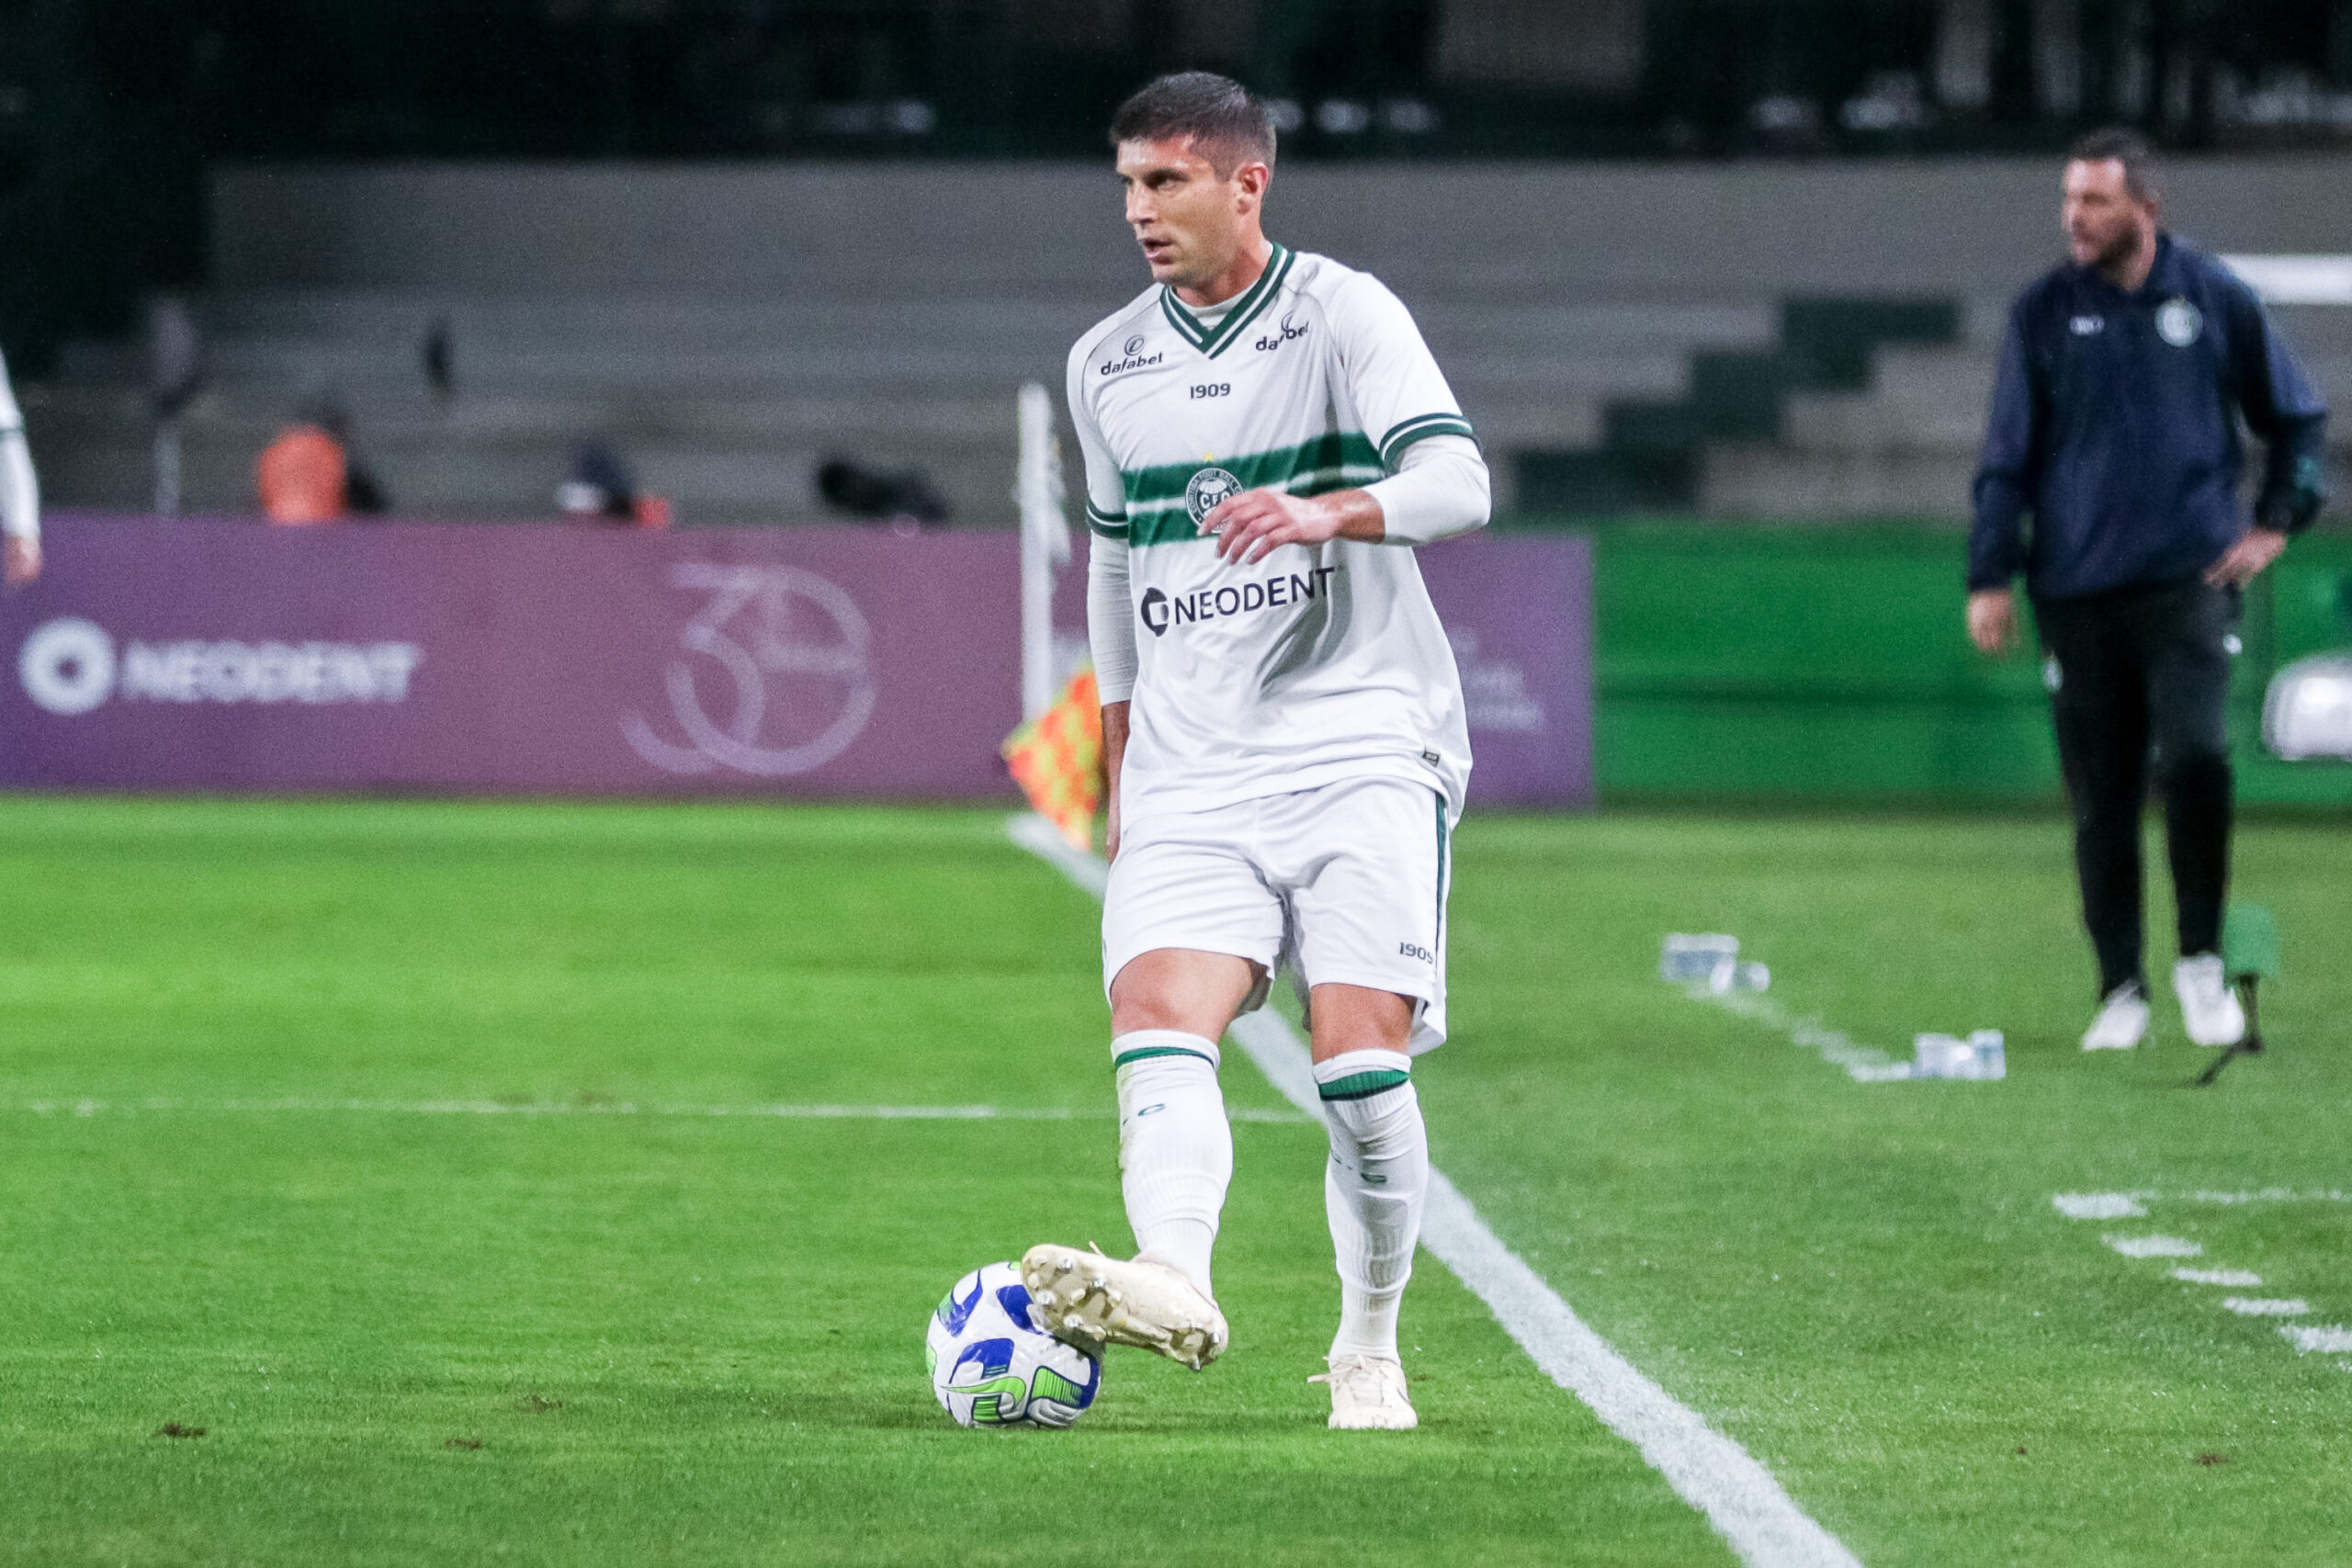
{"left": 1102, "top": 776, "right": 1453, "bottom": 1054}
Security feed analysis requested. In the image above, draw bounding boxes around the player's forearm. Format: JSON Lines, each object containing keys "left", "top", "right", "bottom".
{"left": 0, "top": 431, "right": 37, "bottom": 544}
{"left": 1101, "top": 699, "right": 1129, "bottom": 852}
{"left": 1363, "top": 434, "right": 1487, "bottom": 545}
{"left": 1088, "top": 538, "right": 1138, "bottom": 701}
{"left": 1101, "top": 700, "right": 1130, "bottom": 784}
{"left": 1317, "top": 490, "right": 1389, "bottom": 543}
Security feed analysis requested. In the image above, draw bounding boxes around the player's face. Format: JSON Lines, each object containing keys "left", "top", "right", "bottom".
{"left": 2061, "top": 159, "right": 2154, "bottom": 273}
{"left": 1115, "top": 137, "right": 1264, "bottom": 292}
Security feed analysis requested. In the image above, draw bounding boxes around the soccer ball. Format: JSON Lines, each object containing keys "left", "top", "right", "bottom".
{"left": 925, "top": 1261, "right": 1102, "bottom": 1428}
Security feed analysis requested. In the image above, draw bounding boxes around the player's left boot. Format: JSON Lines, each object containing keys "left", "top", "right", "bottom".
{"left": 1311, "top": 1353, "right": 1418, "bottom": 1430}
{"left": 2173, "top": 953, "right": 2245, "bottom": 1047}
{"left": 1020, "top": 1244, "right": 1227, "bottom": 1371}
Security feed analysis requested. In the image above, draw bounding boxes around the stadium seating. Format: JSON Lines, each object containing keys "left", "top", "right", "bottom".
{"left": 27, "top": 161, "right": 2350, "bottom": 525}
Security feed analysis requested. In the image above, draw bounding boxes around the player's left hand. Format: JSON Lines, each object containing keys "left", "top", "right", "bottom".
{"left": 2, "top": 536, "right": 38, "bottom": 588}
{"left": 1201, "top": 488, "right": 1346, "bottom": 565}
{"left": 2205, "top": 526, "right": 2287, "bottom": 589}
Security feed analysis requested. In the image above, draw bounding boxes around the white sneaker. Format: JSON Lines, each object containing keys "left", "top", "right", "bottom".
{"left": 1312, "top": 1353, "right": 1418, "bottom": 1430}
{"left": 2081, "top": 982, "right": 2150, "bottom": 1051}
{"left": 1020, "top": 1245, "right": 1227, "bottom": 1371}
{"left": 2174, "top": 953, "right": 2246, "bottom": 1048}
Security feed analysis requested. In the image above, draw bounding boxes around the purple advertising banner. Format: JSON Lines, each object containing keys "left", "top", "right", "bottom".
{"left": 3, "top": 517, "right": 1589, "bottom": 807}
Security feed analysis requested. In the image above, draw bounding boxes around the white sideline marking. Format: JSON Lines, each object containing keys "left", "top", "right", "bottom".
{"left": 2054, "top": 1188, "right": 2352, "bottom": 1212}
{"left": 2184, "top": 1188, "right": 2352, "bottom": 1206}
{"left": 2172, "top": 1268, "right": 2264, "bottom": 1287}
{"left": 2061, "top": 1190, "right": 2345, "bottom": 1367}
{"left": 1006, "top": 811, "right": 1109, "bottom": 897}
{"left": 1014, "top": 814, "right": 1860, "bottom": 1568}
{"left": 10, "top": 1096, "right": 1308, "bottom": 1126}
{"left": 1700, "top": 987, "right": 1912, "bottom": 1084}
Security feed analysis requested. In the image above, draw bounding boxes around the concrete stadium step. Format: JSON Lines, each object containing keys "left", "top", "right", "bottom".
{"left": 1701, "top": 445, "right": 1980, "bottom": 520}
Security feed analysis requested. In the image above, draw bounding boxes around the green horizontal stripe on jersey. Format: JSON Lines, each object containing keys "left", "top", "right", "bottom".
{"left": 1119, "top": 431, "right": 1384, "bottom": 547}
{"left": 1112, "top": 1044, "right": 1217, "bottom": 1069}
{"left": 1125, "top": 470, "right": 1384, "bottom": 546}
{"left": 1085, "top": 498, "right": 1129, "bottom": 539}
{"left": 1317, "top": 1068, "right": 1411, "bottom": 1102}
{"left": 1379, "top": 412, "right": 1476, "bottom": 465}
{"left": 1158, "top": 243, "right": 1295, "bottom": 359}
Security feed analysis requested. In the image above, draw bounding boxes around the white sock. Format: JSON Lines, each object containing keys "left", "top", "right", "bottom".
{"left": 1112, "top": 1031, "right": 1231, "bottom": 1300}
{"left": 1315, "top": 1048, "right": 1428, "bottom": 1361}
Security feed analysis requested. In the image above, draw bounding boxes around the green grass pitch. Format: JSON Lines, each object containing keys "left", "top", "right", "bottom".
{"left": 0, "top": 796, "right": 2346, "bottom": 1565}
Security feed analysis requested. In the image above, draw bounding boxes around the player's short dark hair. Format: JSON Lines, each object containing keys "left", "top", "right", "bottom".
{"left": 1109, "top": 72, "right": 1276, "bottom": 175}
{"left": 2067, "top": 128, "right": 2161, "bottom": 202}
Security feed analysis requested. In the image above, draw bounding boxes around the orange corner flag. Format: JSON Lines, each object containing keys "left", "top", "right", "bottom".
{"left": 1002, "top": 667, "right": 1102, "bottom": 851}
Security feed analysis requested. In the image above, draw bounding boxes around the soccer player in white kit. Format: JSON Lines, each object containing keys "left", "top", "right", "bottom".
{"left": 1021, "top": 73, "right": 1489, "bottom": 1431}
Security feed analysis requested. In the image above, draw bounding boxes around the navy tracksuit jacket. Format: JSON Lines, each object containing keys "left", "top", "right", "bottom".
{"left": 1969, "top": 233, "right": 2330, "bottom": 603}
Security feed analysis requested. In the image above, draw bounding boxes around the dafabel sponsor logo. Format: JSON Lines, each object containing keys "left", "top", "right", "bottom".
{"left": 1098, "top": 331, "right": 1164, "bottom": 378}
{"left": 1254, "top": 311, "right": 1309, "bottom": 352}
{"left": 16, "top": 617, "right": 424, "bottom": 716}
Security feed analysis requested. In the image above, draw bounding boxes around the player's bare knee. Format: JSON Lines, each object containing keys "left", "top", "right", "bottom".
{"left": 1110, "top": 948, "right": 1261, "bottom": 1038}
{"left": 1307, "top": 983, "right": 1416, "bottom": 1063}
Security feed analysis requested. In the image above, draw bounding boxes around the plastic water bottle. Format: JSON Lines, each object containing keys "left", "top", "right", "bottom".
{"left": 1913, "top": 1031, "right": 2006, "bottom": 1079}
{"left": 1706, "top": 958, "right": 1771, "bottom": 995}
{"left": 1968, "top": 1030, "right": 2006, "bottom": 1079}
{"left": 1912, "top": 1032, "right": 1968, "bottom": 1077}
{"left": 1661, "top": 934, "right": 1739, "bottom": 983}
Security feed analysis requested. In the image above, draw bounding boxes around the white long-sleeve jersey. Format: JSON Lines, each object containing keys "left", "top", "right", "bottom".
{"left": 1071, "top": 244, "right": 1489, "bottom": 826}
{"left": 0, "top": 351, "right": 37, "bottom": 545}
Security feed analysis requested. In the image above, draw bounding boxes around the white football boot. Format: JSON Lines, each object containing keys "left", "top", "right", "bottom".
{"left": 2081, "top": 981, "right": 2150, "bottom": 1051}
{"left": 2173, "top": 953, "right": 2246, "bottom": 1048}
{"left": 1312, "top": 1353, "right": 1418, "bottom": 1430}
{"left": 1020, "top": 1244, "right": 1227, "bottom": 1371}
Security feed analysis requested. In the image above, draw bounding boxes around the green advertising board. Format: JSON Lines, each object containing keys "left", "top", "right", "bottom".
{"left": 1568, "top": 522, "right": 2352, "bottom": 807}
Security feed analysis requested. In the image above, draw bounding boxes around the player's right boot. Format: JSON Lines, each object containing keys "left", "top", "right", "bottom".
{"left": 2173, "top": 953, "right": 2246, "bottom": 1047}
{"left": 1021, "top": 1244, "right": 1227, "bottom": 1371}
{"left": 1312, "top": 1353, "right": 1418, "bottom": 1430}
{"left": 2081, "top": 980, "right": 2150, "bottom": 1051}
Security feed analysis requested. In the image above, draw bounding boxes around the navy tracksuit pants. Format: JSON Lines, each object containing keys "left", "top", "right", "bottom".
{"left": 2034, "top": 579, "right": 2237, "bottom": 998}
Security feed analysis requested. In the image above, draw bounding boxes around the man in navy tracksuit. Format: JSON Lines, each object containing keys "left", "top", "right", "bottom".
{"left": 1968, "top": 129, "right": 2328, "bottom": 1054}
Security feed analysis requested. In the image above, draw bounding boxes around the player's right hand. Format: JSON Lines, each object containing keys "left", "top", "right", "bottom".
{"left": 2, "top": 536, "right": 38, "bottom": 588}
{"left": 1966, "top": 588, "right": 2017, "bottom": 656}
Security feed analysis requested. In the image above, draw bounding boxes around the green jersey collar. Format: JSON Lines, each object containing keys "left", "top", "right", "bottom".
{"left": 1159, "top": 243, "right": 1295, "bottom": 359}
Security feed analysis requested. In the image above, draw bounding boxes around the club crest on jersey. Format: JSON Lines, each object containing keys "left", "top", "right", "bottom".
{"left": 1184, "top": 467, "right": 1244, "bottom": 524}
{"left": 2156, "top": 298, "right": 2202, "bottom": 347}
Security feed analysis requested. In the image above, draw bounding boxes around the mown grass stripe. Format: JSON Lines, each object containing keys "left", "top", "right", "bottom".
{"left": 11, "top": 1096, "right": 1314, "bottom": 1125}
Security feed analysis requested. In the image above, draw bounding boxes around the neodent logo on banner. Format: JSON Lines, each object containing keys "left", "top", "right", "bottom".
{"left": 17, "top": 617, "right": 424, "bottom": 716}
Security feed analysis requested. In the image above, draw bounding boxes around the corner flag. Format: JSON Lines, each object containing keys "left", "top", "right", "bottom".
{"left": 1003, "top": 667, "right": 1102, "bottom": 850}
